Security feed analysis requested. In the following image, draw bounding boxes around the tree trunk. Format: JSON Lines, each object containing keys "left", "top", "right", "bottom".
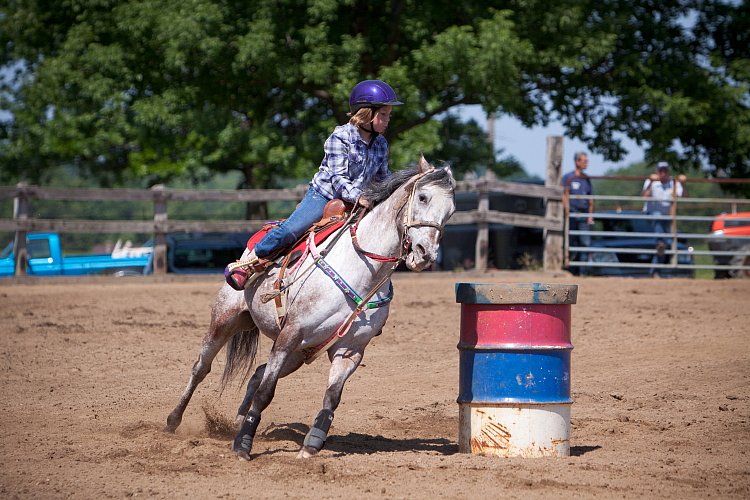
{"left": 241, "top": 163, "right": 268, "bottom": 221}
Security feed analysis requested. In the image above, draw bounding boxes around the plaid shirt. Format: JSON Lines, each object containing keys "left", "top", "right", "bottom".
{"left": 311, "top": 123, "right": 391, "bottom": 204}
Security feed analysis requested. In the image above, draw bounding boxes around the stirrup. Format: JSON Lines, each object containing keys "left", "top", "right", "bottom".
{"left": 225, "top": 265, "right": 251, "bottom": 291}
{"left": 224, "top": 258, "right": 272, "bottom": 291}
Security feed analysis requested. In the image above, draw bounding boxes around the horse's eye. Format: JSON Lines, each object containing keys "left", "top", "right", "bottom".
{"left": 418, "top": 193, "right": 428, "bottom": 203}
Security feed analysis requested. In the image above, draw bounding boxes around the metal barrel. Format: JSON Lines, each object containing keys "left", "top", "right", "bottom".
{"left": 455, "top": 282, "right": 578, "bottom": 457}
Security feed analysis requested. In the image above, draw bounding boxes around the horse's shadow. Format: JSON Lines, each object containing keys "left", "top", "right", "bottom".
{"left": 255, "top": 423, "right": 602, "bottom": 458}
{"left": 259, "top": 422, "right": 458, "bottom": 456}
{"left": 570, "top": 445, "right": 601, "bottom": 456}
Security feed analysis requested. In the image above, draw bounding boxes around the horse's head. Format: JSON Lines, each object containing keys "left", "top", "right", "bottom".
{"left": 402, "top": 156, "right": 456, "bottom": 271}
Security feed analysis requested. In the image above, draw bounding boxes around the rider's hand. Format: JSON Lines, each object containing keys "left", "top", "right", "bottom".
{"left": 357, "top": 196, "right": 371, "bottom": 209}
{"left": 649, "top": 173, "right": 659, "bottom": 181}
{"left": 677, "top": 174, "right": 687, "bottom": 183}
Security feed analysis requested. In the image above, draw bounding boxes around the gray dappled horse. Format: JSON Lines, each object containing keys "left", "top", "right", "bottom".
{"left": 165, "top": 157, "right": 456, "bottom": 460}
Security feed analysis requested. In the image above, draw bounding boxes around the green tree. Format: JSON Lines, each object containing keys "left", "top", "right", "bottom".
{"left": 431, "top": 114, "right": 525, "bottom": 179}
{"left": 1, "top": 0, "right": 748, "bottom": 194}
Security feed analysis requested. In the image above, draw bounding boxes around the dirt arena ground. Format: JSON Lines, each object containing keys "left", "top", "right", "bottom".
{"left": 1, "top": 271, "right": 748, "bottom": 499}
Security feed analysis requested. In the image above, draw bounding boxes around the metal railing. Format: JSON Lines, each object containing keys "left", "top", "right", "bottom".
{"left": 566, "top": 193, "right": 750, "bottom": 277}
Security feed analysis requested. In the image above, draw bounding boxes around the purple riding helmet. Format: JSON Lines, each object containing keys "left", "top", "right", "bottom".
{"left": 349, "top": 80, "right": 403, "bottom": 113}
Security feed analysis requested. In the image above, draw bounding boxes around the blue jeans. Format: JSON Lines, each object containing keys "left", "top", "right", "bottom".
{"left": 254, "top": 186, "right": 330, "bottom": 258}
{"left": 651, "top": 214, "right": 670, "bottom": 245}
{"left": 569, "top": 213, "right": 591, "bottom": 275}
{"left": 650, "top": 212, "right": 670, "bottom": 274}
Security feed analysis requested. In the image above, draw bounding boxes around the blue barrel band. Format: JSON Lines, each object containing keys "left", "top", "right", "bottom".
{"left": 458, "top": 350, "right": 571, "bottom": 404}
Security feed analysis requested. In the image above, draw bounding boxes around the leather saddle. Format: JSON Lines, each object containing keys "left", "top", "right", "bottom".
{"left": 247, "top": 199, "right": 352, "bottom": 256}
{"left": 225, "top": 199, "right": 353, "bottom": 290}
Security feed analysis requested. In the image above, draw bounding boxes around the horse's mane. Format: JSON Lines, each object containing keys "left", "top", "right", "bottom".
{"left": 361, "top": 164, "right": 455, "bottom": 205}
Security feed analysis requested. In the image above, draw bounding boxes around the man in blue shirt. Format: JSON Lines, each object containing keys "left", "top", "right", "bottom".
{"left": 562, "top": 152, "right": 594, "bottom": 275}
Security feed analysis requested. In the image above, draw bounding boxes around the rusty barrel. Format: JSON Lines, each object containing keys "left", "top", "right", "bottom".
{"left": 455, "top": 282, "right": 577, "bottom": 457}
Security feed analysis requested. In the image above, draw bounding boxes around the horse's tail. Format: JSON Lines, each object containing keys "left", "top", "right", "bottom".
{"left": 220, "top": 324, "right": 259, "bottom": 393}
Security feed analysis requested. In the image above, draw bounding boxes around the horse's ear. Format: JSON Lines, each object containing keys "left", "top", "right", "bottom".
{"left": 418, "top": 155, "right": 431, "bottom": 173}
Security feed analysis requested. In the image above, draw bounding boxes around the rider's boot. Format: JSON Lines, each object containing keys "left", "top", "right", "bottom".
{"left": 224, "top": 250, "right": 272, "bottom": 291}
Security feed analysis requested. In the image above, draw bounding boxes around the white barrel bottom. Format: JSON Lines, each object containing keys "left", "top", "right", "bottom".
{"left": 458, "top": 403, "right": 571, "bottom": 457}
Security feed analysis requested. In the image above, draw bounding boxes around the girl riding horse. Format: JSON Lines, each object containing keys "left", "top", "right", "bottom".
{"left": 226, "top": 80, "right": 403, "bottom": 290}
{"left": 165, "top": 158, "right": 456, "bottom": 461}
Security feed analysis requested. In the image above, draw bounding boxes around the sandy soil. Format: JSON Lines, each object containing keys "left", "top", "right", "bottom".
{"left": 1, "top": 271, "right": 748, "bottom": 499}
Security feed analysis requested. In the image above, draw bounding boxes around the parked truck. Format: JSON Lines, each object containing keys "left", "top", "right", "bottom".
{"left": 0, "top": 232, "right": 152, "bottom": 277}
{"left": 708, "top": 212, "right": 750, "bottom": 279}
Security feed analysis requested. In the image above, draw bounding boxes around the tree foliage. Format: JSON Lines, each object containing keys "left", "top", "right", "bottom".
{"left": 1, "top": 0, "right": 748, "bottom": 191}
{"left": 432, "top": 114, "right": 526, "bottom": 179}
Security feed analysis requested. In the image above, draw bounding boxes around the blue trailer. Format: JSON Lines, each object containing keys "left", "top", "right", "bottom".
{"left": 0, "top": 233, "right": 152, "bottom": 277}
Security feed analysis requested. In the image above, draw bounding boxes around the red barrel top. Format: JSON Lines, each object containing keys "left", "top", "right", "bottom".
{"left": 456, "top": 283, "right": 577, "bottom": 348}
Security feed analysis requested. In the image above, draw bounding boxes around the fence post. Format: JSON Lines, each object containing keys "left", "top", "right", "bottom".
{"left": 670, "top": 183, "right": 679, "bottom": 267}
{"left": 544, "top": 136, "right": 564, "bottom": 271}
{"left": 152, "top": 185, "right": 168, "bottom": 275}
{"left": 475, "top": 171, "right": 492, "bottom": 271}
{"left": 13, "top": 183, "right": 30, "bottom": 277}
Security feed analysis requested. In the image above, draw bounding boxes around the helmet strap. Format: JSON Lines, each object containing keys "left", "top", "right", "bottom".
{"left": 358, "top": 124, "right": 379, "bottom": 146}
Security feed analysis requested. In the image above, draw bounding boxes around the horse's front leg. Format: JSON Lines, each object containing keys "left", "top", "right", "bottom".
{"left": 232, "top": 331, "right": 304, "bottom": 460}
{"left": 298, "top": 348, "right": 364, "bottom": 459}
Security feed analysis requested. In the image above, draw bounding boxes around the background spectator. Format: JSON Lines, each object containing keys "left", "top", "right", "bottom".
{"left": 641, "top": 161, "right": 687, "bottom": 277}
{"left": 562, "top": 151, "right": 594, "bottom": 275}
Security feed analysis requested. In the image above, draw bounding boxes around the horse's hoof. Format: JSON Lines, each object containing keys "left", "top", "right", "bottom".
{"left": 232, "top": 439, "right": 253, "bottom": 461}
{"left": 164, "top": 414, "right": 181, "bottom": 433}
{"left": 297, "top": 446, "right": 318, "bottom": 459}
{"left": 163, "top": 419, "right": 179, "bottom": 433}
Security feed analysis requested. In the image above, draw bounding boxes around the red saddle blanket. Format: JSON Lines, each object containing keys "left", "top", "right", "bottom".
{"left": 246, "top": 219, "right": 346, "bottom": 259}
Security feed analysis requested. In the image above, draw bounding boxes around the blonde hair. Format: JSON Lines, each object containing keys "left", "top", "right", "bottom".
{"left": 348, "top": 107, "right": 377, "bottom": 128}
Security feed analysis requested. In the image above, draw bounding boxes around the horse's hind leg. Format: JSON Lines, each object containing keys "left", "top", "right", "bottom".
{"left": 234, "top": 363, "right": 266, "bottom": 427}
{"left": 165, "top": 287, "right": 253, "bottom": 433}
{"left": 298, "top": 348, "right": 364, "bottom": 458}
{"left": 232, "top": 332, "right": 305, "bottom": 460}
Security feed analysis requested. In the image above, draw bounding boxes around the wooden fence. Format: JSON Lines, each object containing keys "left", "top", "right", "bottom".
{"left": 0, "top": 138, "right": 566, "bottom": 276}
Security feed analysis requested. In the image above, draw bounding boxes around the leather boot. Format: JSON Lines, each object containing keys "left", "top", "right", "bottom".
{"left": 224, "top": 250, "right": 271, "bottom": 291}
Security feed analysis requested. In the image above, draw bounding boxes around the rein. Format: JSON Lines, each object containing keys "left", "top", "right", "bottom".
{"left": 348, "top": 209, "right": 400, "bottom": 263}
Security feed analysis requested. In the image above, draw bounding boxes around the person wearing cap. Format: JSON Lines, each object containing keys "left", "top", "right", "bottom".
{"left": 226, "top": 80, "right": 403, "bottom": 287}
{"left": 641, "top": 161, "right": 687, "bottom": 277}
{"left": 562, "top": 151, "right": 594, "bottom": 275}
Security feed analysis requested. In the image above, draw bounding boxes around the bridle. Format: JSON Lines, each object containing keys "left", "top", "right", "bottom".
{"left": 351, "top": 167, "right": 447, "bottom": 263}
{"left": 402, "top": 168, "right": 447, "bottom": 235}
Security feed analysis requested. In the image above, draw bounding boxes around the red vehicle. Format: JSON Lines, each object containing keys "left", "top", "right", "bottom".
{"left": 708, "top": 212, "right": 750, "bottom": 278}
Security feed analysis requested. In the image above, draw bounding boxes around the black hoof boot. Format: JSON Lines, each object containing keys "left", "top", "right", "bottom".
{"left": 299, "top": 409, "right": 333, "bottom": 458}
{"left": 232, "top": 411, "right": 261, "bottom": 460}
